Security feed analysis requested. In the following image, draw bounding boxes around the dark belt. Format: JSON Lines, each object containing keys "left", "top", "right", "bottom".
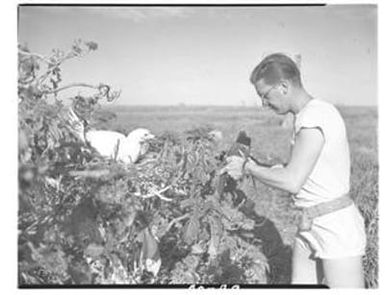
{"left": 296, "top": 194, "right": 353, "bottom": 231}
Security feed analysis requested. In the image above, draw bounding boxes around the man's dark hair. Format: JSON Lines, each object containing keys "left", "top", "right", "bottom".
{"left": 250, "top": 53, "right": 302, "bottom": 87}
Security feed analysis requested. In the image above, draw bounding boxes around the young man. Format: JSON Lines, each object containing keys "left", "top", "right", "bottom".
{"left": 221, "top": 53, "right": 366, "bottom": 288}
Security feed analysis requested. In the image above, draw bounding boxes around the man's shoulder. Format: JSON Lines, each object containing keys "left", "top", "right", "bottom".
{"left": 296, "top": 98, "right": 343, "bottom": 128}
{"left": 308, "top": 98, "right": 334, "bottom": 108}
{"left": 306, "top": 99, "right": 341, "bottom": 116}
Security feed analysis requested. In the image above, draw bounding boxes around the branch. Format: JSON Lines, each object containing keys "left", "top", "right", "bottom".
{"left": 165, "top": 213, "right": 190, "bottom": 233}
{"left": 153, "top": 191, "right": 173, "bottom": 202}
{"left": 68, "top": 169, "right": 110, "bottom": 178}
{"left": 42, "top": 83, "right": 101, "bottom": 95}
{"left": 36, "top": 53, "right": 76, "bottom": 85}
{"left": 41, "top": 82, "right": 120, "bottom": 102}
{"left": 141, "top": 185, "right": 173, "bottom": 202}
{"left": 18, "top": 49, "right": 50, "bottom": 63}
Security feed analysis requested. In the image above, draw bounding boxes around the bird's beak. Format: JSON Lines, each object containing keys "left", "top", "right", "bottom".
{"left": 140, "top": 133, "right": 155, "bottom": 144}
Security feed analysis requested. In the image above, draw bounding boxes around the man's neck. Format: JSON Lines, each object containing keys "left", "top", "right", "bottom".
{"left": 290, "top": 88, "right": 313, "bottom": 114}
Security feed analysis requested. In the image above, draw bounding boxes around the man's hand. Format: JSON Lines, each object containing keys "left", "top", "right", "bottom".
{"left": 220, "top": 155, "right": 246, "bottom": 181}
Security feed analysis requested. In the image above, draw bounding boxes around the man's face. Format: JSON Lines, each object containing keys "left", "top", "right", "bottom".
{"left": 255, "top": 79, "right": 290, "bottom": 114}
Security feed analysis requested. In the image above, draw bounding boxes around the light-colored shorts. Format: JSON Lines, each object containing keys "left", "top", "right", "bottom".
{"left": 295, "top": 204, "right": 367, "bottom": 259}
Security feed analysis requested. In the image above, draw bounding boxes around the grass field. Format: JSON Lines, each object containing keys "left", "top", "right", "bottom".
{"left": 95, "top": 104, "right": 378, "bottom": 287}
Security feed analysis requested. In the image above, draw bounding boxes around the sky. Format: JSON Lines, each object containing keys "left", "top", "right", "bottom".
{"left": 18, "top": 4, "right": 377, "bottom": 106}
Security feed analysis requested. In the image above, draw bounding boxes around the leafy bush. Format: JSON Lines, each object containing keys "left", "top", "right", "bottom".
{"left": 18, "top": 41, "right": 269, "bottom": 285}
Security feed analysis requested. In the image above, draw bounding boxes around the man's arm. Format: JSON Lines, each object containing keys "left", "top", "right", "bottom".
{"left": 223, "top": 127, "right": 325, "bottom": 194}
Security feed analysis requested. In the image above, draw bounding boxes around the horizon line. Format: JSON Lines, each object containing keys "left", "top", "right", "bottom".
{"left": 101, "top": 103, "right": 378, "bottom": 108}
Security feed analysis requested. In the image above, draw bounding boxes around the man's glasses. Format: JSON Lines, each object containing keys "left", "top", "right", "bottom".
{"left": 259, "top": 85, "right": 278, "bottom": 106}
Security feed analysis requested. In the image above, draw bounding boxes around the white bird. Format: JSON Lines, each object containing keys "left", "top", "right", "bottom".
{"left": 60, "top": 107, "right": 155, "bottom": 164}
{"left": 85, "top": 128, "right": 155, "bottom": 164}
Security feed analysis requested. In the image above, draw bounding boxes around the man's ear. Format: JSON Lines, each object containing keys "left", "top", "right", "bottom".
{"left": 280, "top": 80, "right": 289, "bottom": 95}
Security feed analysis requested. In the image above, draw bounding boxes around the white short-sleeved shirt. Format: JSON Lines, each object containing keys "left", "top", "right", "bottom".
{"left": 291, "top": 99, "right": 350, "bottom": 207}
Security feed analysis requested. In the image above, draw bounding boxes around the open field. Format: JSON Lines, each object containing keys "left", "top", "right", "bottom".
{"left": 95, "top": 104, "right": 378, "bottom": 286}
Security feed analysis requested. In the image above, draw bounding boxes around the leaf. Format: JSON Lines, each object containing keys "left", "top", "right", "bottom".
{"left": 27, "top": 243, "right": 68, "bottom": 278}
{"left": 179, "top": 198, "right": 192, "bottom": 210}
{"left": 144, "top": 257, "right": 161, "bottom": 277}
{"left": 207, "top": 215, "right": 223, "bottom": 258}
{"left": 202, "top": 200, "right": 215, "bottom": 213}
{"left": 84, "top": 243, "right": 104, "bottom": 258}
{"left": 191, "top": 243, "right": 205, "bottom": 254}
{"left": 141, "top": 227, "right": 160, "bottom": 260}
{"left": 183, "top": 214, "right": 199, "bottom": 245}
{"left": 122, "top": 211, "right": 136, "bottom": 227}
{"left": 85, "top": 41, "right": 98, "bottom": 51}
{"left": 207, "top": 238, "right": 217, "bottom": 259}
{"left": 195, "top": 167, "right": 207, "bottom": 183}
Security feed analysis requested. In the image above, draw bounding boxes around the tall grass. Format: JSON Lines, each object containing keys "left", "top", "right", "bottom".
{"left": 340, "top": 106, "right": 378, "bottom": 288}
